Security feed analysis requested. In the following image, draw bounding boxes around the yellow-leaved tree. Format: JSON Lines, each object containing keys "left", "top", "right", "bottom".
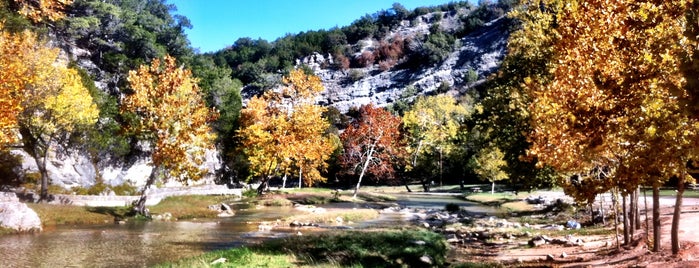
{"left": 0, "top": 23, "right": 99, "bottom": 200}
{"left": 121, "top": 55, "right": 218, "bottom": 216}
{"left": 402, "top": 95, "right": 470, "bottom": 188}
{"left": 521, "top": 0, "right": 697, "bottom": 253}
{"left": 238, "top": 69, "right": 336, "bottom": 194}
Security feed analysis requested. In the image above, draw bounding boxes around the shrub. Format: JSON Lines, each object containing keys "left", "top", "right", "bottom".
{"left": 348, "top": 69, "right": 365, "bottom": 82}
{"left": 354, "top": 51, "right": 375, "bottom": 67}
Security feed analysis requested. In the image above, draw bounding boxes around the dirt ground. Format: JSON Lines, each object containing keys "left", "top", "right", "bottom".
{"left": 450, "top": 197, "right": 699, "bottom": 267}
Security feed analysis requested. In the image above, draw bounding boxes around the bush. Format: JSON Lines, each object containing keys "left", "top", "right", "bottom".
{"left": 348, "top": 69, "right": 365, "bottom": 82}
{"left": 354, "top": 51, "right": 375, "bottom": 67}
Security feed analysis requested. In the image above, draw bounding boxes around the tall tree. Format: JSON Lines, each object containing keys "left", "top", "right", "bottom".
{"left": 339, "top": 104, "right": 404, "bottom": 198}
{"left": 121, "top": 55, "right": 217, "bottom": 216}
{"left": 0, "top": 24, "right": 98, "bottom": 200}
{"left": 237, "top": 69, "right": 335, "bottom": 193}
{"left": 522, "top": 0, "right": 698, "bottom": 254}
{"left": 403, "top": 95, "right": 470, "bottom": 187}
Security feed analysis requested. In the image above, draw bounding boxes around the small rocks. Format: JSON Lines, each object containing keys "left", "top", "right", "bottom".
{"left": 419, "top": 255, "right": 433, "bottom": 265}
{"left": 289, "top": 220, "right": 319, "bottom": 227}
{"left": 560, "top": 252, "right": 568, "bottom": 258}
{"left": 209, "top": 202, "right": 235, "bottom": 217}
{"left": 546, "top": 254, "right": 555, "bottom": 261}
{"left": 210, "top": 257, "right": 227, "bottom": 265}
{"left": 528, "top": 236, "right": 547, "bottom": 247}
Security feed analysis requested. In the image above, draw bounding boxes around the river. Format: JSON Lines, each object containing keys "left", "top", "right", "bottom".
{"left": 0, "top": 194, "right": 496, "bottom": 267}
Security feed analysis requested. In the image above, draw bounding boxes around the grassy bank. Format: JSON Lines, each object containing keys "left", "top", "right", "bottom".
{"left": 158, "top": 229, "right": 447, "bottom": 267}
{"left": 28, "top": 203, "right": 116, "bottom": 225}
{"left": 149, "top": 195, "right": 232, "bottom": 219}
{"left": 463, "top": 192, "right": 536, "bottom": 212}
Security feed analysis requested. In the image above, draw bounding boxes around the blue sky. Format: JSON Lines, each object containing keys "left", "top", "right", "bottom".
{"left": 168, "top": 0, "right": 464, "bottom": 53}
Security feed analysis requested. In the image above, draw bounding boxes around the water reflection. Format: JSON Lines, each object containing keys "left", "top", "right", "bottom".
{"left": 0, "top": 206, "right": 299, "bottom": 268}
{"left": 0, "top": 194, "right": 497, "bottom": 267}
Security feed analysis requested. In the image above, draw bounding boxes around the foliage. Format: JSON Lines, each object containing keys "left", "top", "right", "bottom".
{"left": 403, "top": 95, "right": 471, "bottom": 186}
{"left": 339, "top": 104, "right": 405, "bottom": 196}
{"left": 13, "top": 0, "right": 73, "bottom": 23}
{"left": 57, "top": 0, "right": 193, "bottom": 90}
{"left": 470, "top": 145, "right": 508, "bottom": 188}
{"left": 237, "top": 69, "right": 336, "bottom": 190}
{"left": 474, "top": 0, "right": 561, "bottom": 192}
{"left": 523, "top": 0, "right": 698, "bottom": 196}
{"left": 121, "top": 55, "right": 217, "bottom": 215}
{"left": 122, "top": 55, "right": 217, "bottom": 183}
{"left": 4, "top": 25, "right": 99, "bottom": 199}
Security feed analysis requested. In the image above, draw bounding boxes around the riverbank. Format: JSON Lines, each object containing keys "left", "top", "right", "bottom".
{"left": 157, "top": 188, "right": 699, "bottom": 267}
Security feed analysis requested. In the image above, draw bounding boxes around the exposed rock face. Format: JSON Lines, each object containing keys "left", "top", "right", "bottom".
{"left": 11, "top": 147, "right": 221, "bottom": 189}
{"left": 0, "top": 192, "right": 42, "bottom": 232}
{"left": 296, "top": 17, "right": 509, "bottom": 113}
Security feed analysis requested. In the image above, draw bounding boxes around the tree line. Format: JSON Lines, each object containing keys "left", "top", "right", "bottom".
{"left": 1, "top": 0, "right": 698, "bottom": 255}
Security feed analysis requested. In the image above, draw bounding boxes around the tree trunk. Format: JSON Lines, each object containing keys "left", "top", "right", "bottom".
{"left": 621, "top": 194, "right": 631, "bottom": 245}
{"left": 298, "top": 166, "right": 302, "bottom": 189}
{"left": 600, "top": 193, "right": 606, "bottom": 225}
{"left": 629, "top": 189, "right": 636, "bottom": 234}
{"left": 403, "top": 178, "right": 412, "bottom": 192}
{"left": 612, "top": 189, "right": 620, "bottom": 249}
{"left": 134, "top": 168, "right": 159, "bottom": 217}
{"left": 38, "top": 148, "right": 50, "bottom": 201}
{"left": 635, "top": 187, "right": 642, "bottom": 231}
{"left": 672, "top": 175, "right": 685, "bottom": 255}
{"left": 644, "top": 187, "right": 650, "bottom": 246}
{"left": 491, "top": 181, "right": 495, "bottom": 195}
{"left": 438, "top": 147, "right": 443, "bottom": 187}
{"left": 652, "top": 183, "right": 661, "bottom": 252}
{"left": 353, "top": 144, "right": 375, "bottom": 198}
{"left": 281, "top": 174, "right": 287, "bottom": 189}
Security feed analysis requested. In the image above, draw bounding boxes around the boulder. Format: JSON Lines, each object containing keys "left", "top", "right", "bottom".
{"left": 0, "top": 200, "right": 42, "bottom": 232}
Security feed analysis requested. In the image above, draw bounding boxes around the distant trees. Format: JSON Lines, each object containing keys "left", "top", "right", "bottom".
{"left": 121, "top": 55, "right": 217, "bottom": 215}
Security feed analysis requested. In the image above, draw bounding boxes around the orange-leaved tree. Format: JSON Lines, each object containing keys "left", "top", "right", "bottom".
{"left": 237, "top": 69, "right": 335, "bottom": 193}
{"left": 0, "top": 25, "right": 37, "bottom": 147}
{"left": 523, "top": 0, "right": 698, "bottom": 253}
{"left": 339, "top": 104, "right": 404, "bottom": 198}
{"left": 0, "top": 23, "right": 99, "bottom": 200}
{"left": 121, "top": 55, "right": 218, "bottom": 216}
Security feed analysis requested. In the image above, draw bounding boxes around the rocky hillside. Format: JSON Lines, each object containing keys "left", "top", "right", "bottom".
{"left": 308, "top": 17, "right": 508, "bottom": 113}
{"left": 5, "top": 1, "right": 512, "bottom": 190}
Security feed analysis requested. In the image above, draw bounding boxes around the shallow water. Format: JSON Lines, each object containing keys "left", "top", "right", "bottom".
{"left": 0, "top": 206, "right": 299, "bottom": 268}
{"left": 0, "top": 194, "right": 495, "bottom": 267}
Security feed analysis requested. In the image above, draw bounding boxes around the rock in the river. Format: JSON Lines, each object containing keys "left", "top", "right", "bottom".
{"left": 0, "top": 196, "right": 42, "bottom": 232}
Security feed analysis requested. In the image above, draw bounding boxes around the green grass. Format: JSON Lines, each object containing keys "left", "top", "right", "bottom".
{"left": 149, "top": 195, "right": 232, "bottom": 220}
{"left": 159, "top": 229, "right": 448, "bottom": 267}
{"left": 27, "top": 203, "right": 116, "bottom": 225}
{"left": 284, "top": 208, "right": 379, "bottom": 224}
{"left": 658, "top": 189, "right": 699, "bottom": 198}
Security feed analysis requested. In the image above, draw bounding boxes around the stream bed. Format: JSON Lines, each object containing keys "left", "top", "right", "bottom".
{"left": 0, "top": 194, "right": 498, "bottom": 267}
